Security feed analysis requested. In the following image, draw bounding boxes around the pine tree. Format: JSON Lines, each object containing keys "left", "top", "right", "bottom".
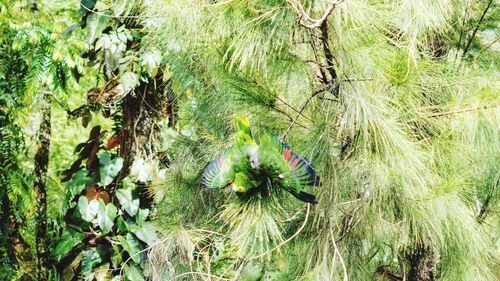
{"left": 135, "top": 0, "right": 499, "bottom": 280}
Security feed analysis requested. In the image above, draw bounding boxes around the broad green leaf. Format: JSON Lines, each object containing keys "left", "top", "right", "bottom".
{"left": 117, "top": 233, "right": 142, "bottom": 264}
{"left": 99, "top": 152, "right": 123, "bottom": 187}
{"left": 53, "top": 229, "right": 85, "bottom": 261}
{"left": 123, "top": 263, "right": 144, "bottom": 281}
{"left": 78, "top": 196, "right": 99, "bottom": 222}
{"left": 116, "top": 215, "right": 130, "bottom": 232}
{"left": 97, "top": 199, "right": 118, "bottom": 235}
{"left": 94, "top": 262, "right": 110, "bottom": 281}
{"left": 63, "top": 170, "right": 93, "bottom": 212}
{"left": 122, "top": 177, "right": 135, "bottom": 189}
{"left": 86, "top": 13, "right": 109, "bottom": 44}
{"left": 132, "top": 222, "right": 159, "bottom": 247}
{"left": 81, "top": 248, "right": 103, "bottom": 280}
{"left": 116, "top": 187, "right": 140, "bottom": 216}
{"left": 135, "top": 208, "right": 149, "bottom": 225}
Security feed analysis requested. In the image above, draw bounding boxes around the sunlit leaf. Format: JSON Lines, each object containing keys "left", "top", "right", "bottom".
{"left": 97, "top": 199, "right": 118, "bottom": 235}
{"left": 99, "top": 152, "right": 123, "bottom": 187}
{"left": 86, "top": 13, "right": 109, "bottom": 44}
{"left": 123, "top": 263, "right": 145, "bottom": 281}
{"left": 121, "top": 71, "right": 140, "bottom": 94}
{"left": 78, "top": 196, "right": 99, "bottom": 222}
{"left": 116, "top": 186, "right": 140, "bottom": 217}
{"left": 132, "top": 222, "right": 158, "bottom": 247}
{"left": 63, "top": 170, "right": 93, "bottom": 211}
{"left": 135, "top": 208, "right": 149, "bottom": 225}
{"left": 117, "top": 233, "right": 143, "bottom": 264}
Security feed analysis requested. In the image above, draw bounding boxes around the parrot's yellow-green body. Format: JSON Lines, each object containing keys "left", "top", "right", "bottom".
{"left": 201, "top": 116, "right": 319, "bottom": 203}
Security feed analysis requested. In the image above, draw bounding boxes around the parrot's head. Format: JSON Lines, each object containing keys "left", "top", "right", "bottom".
{"left": 234, "top": 115, "right": 253, "bottom": 145}
{"left": 231, "top": 172, "right": 258, "bottom": 193}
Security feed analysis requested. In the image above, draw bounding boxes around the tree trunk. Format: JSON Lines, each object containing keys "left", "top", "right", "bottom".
{"left": 34, "top": 95, "right": 51, "bottom": 280}
{"left": 407, "top": 246, "right": 436, "bottom": 281}
{"left": 119, "top": 79, "right": 172, "bottom": 204}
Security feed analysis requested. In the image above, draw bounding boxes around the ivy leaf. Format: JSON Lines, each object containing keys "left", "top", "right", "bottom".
{"left": 99, "top": 152, "right": 123, "bottom": 187}
{"left": 116, "top": 215, "right": 130, "bottom": 232}
{"left": 123, "top": 263, "right": 145, "bottom": 281}
{"left": 116, "top": 186, "right": 140, "bottom": 217}
{"left": 86, "top": 13, "right": 110, "bottom": 44}
{"left": 132, "top": 222, "right": 159, "bottom": 247}
{"left": 81, "top": 248, "right": 103, "bottom": 280}
{"left": 52, "top": 229, "right": 85, "bottom": 262}
{"left": 78, "top": 196, "right": 99, "bottom": 222}
{"left": 135, "top": 208, "right": 149, "bottom": 225}
{"left": 97, "top": 199, "right": 118, "bottom": 235}
{"left": 117, "top": 233, "right": 142, "bottom": 264}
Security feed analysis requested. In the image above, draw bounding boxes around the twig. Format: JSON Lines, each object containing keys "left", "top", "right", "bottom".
{"left": 288, "top": 0, "right": 345, "bottom": 29}
{"left": 282, "top": 85, "right": 332, "bottom": 139}
{"left": 478, "top": 36, "right": 500, "bottom": 55}
{"left": 428, "top": 105, "right": 498, "bottom": 118}
{"left": 462, "top": 0, "right": 494, "bottom": 58}
{"left": 329, "top": 220, "right": 348, "bottom": 281}
{"left": 277, "top": 96, "right": 314, "bottom": 122}
{"left": 231, "top": 261, "right": 247, "bottom": 281}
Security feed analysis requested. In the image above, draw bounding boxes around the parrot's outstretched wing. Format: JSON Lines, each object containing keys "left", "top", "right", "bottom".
{"left": 278, "top": 139, "right": 320, "bottom": 188}
{"left": 201, "top": 155, "right": 234, "bottom": 189}
{"left": 264, "top": 137, "right": 319, "bottom": 204}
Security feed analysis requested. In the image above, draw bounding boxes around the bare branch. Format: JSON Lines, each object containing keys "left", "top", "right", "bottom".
{"left": 288, "top": 0, "right": 345, "bottom": 29}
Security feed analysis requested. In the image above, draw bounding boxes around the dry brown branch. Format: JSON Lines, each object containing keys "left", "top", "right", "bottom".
{"left": 288, "top": 0, "right": 345, "bottom": 29}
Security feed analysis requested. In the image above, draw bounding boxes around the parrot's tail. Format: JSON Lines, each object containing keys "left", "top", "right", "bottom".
{"left": 288, "top": 190, "right": 317, "bottom": 204}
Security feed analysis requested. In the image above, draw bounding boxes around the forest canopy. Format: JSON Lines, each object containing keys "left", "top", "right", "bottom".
{"left": 0, "top": 0, "right": 498, "bottom": 280}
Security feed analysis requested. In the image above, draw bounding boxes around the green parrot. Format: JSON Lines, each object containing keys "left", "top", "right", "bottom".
{"left": 201, "top": 116, "right": 319, "bottom": 203}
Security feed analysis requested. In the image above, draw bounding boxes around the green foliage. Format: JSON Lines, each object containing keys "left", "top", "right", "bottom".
{"left": 0, "top": 0, "right": 498, "bottom": 280}
{"left": 138, "top": 0, "right": 499, "bottom": 280}
{"left": 116, "top": 181, "right": 140, "bottom": 216}
{"left": 99, "top": 152, "right": 124, "bottom": 186}
{"left": 57, "top": 138, "right": 158, "bottom": 279}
